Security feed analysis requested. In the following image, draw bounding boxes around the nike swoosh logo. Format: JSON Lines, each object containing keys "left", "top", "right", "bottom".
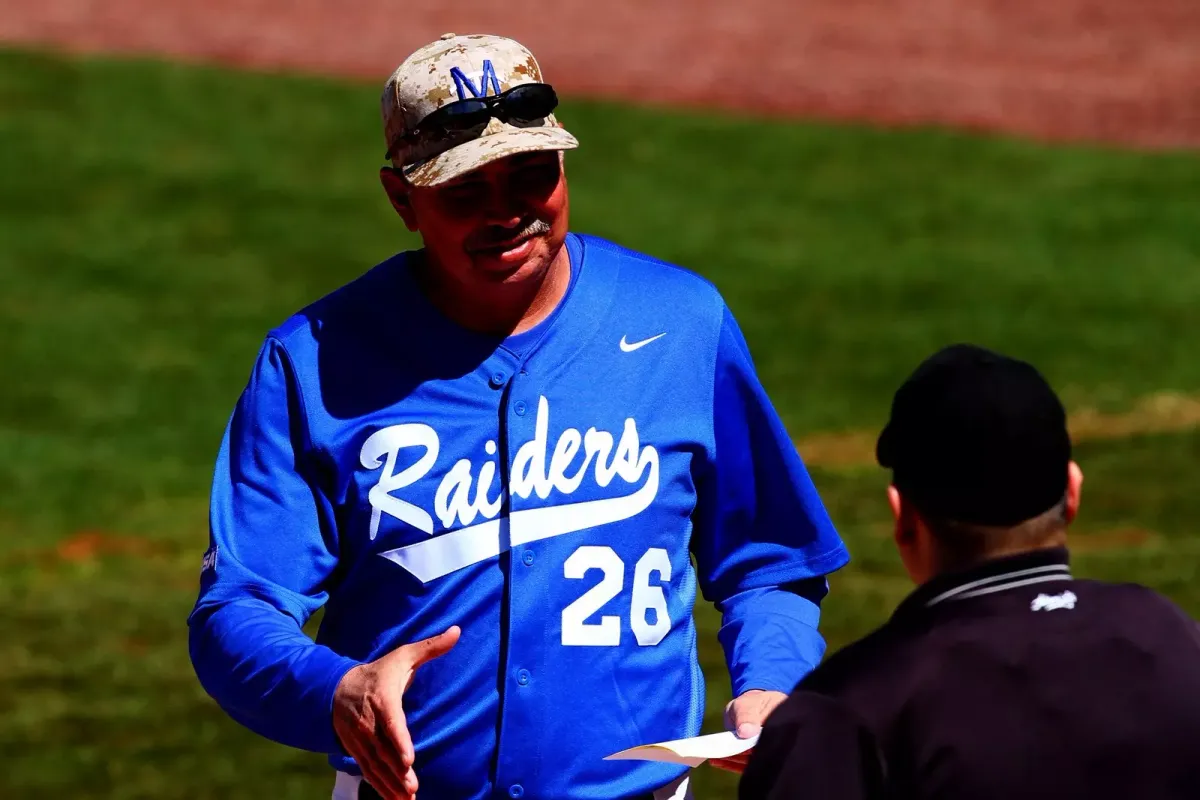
{"left": 619, "top": 333, "right": 666, "bottom": 352}
{"left": 379, "top": 458, "right": 659, "bottom": 583}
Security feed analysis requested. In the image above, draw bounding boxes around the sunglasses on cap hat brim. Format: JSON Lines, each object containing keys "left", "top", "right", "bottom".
{"left": 385, "top": 83, "right": 560, "bottom": 161}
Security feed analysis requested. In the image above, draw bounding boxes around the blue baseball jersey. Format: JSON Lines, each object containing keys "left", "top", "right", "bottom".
{"left": 188, "top": 233, "right": 850, "bottom": 799}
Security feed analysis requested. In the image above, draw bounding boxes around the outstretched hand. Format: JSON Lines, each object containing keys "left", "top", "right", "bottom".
{"left": 332, "top": 626, "right": 461, "bottom": 799}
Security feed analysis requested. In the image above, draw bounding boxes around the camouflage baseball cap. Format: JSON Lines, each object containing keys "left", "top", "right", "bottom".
{"left": 381, "top": 33, "right": 579, "bottom": 187}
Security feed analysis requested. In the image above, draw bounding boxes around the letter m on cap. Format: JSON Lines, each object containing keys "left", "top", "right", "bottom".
{"left": 451, "top": 60, "right": 502, "bottom": 100}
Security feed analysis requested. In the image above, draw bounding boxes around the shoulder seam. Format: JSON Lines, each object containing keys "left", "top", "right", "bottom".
{"left": 264, "top": 335, "right": 317, "bottom": 462}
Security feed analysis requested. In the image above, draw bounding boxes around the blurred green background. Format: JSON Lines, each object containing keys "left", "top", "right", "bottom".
{"left": 2, "top": 47, "right": 1200, "bottom": 798}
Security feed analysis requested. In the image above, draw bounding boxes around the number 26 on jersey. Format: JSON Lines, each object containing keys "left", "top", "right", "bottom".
{"left": 561, "top": 545, "right": 672, "bottom": 647}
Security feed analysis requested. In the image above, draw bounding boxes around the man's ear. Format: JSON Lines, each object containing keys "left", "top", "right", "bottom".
{"left": 1065, "top": 460, "right": 1084, "bottom": 525}
{"left": 889, "top": 485, "right": 913, "bottom": 545}
{"left": 379, "top": 167, "right": 419, "bottom": 232}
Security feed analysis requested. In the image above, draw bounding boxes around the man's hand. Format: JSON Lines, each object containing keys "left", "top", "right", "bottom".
{"left": 332, "top": 626, "right": 461, "bottom": 800}
{"left": 709, "top": 689, "right": 789, "bottom": 774}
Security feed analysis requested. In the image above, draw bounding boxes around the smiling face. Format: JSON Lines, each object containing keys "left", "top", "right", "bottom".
{"left": 382, "top": 151, "right": 570, "bottom": 292}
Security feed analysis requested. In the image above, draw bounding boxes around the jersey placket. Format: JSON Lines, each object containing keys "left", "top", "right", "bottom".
{"left": 491, "top": 358, "right": 548, "bottom": 799}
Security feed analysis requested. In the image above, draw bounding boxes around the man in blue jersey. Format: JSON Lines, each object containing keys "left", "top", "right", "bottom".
{"left": 187, "top": 32, "right": 850, "bottom": 800}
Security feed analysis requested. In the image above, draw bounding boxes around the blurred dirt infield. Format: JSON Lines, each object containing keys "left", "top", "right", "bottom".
{"left": 3, "top": 0, "right": 1198, "bottom": 148}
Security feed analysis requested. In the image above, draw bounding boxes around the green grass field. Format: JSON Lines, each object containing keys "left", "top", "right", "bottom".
{"left": 2, "top": 47, "right": 1200, "bottom": 798}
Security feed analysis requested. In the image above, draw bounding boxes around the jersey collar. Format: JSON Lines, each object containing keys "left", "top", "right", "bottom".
{"left": 892, "top": 546, "right": 1073, "bottom": 622}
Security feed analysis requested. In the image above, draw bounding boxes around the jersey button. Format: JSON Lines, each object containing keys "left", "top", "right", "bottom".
{"left": 516, "top": 669, "right": 531, "bottom": 686}
{"left": 489, "top": 371, "right": 506, "bottom": 389}
{"left": 509, "top": 785, "right": 524, "bottom": 798}
{"left": 514, "top": 400, "right": 527, "bottom": 416}
{"left": 522, "top": 550, "right": 534, "bottom": 566}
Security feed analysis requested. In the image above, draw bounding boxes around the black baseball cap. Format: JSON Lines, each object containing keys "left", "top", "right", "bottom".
{"left": 876, "top": 343, "right": 1072, "bottom": 527}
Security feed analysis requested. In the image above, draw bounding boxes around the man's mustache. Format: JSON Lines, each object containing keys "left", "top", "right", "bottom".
{"left": 467, "top": 218, "right": 552, "bottom": 251}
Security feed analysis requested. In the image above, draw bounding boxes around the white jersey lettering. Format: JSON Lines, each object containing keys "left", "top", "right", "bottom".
{"left": 361, "top": 395, "right": 660, "bottom": 581}
{"left": 359, "top": 423, "right": 439, "bottom": 539}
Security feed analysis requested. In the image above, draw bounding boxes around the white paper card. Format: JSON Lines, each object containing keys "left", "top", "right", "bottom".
{"left": 603, "top": 731, "right": 759, "bottom": 768}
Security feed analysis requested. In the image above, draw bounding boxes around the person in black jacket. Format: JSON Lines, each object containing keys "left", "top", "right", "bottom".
{"left": 738, "top": 343, "right": 1200, "bottom": 800}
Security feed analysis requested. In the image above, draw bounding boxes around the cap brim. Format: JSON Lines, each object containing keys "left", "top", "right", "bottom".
{"left": 402, "top": 127, "right": 579, "bottom": 188}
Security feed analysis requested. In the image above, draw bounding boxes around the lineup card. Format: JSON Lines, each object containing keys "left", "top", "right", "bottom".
{"left": 604, "top": 731, "right": 759, "bottom": 768}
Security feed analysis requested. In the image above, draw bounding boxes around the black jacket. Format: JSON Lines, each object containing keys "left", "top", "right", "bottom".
{"left": 739, "top": 547, "right": 1200, "bottom": 800}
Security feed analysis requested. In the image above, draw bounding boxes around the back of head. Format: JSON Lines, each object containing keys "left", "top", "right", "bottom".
{"left": 876, "top": 343, "right": 1074, "bottom": 569}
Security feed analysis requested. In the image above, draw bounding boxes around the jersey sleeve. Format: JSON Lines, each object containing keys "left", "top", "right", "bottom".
{"left": 187, "top": 336, "right": 361, "bottom": 754}
{"left": 691, "top": 303, "right": 851, "bottom": 694}
{"left": 738, "top": 691, "right": 887, "bottom": 800}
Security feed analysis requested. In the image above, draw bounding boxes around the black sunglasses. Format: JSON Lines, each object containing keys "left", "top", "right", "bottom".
{"left": 385, "top": 83, "right": 560, "bottom": 160}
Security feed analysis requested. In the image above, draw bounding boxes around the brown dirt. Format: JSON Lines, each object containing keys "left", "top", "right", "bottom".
{"left": 53, "top": 530, "right": 166, "bottom": 562}
{"left": 796, "top": 392, "right": 1200, "bottom": 469}
{"left": 2, "top": 0, "right": 1198, "bottom": 149}
{"left": 1069, "top": 527, "right": 1161, "bottom": 553}
{"left": 0, "top": 530, "right": 177, "bottom": 573}
{"left": 1067, "top": 392, "right": 1200, "bottom": 441}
